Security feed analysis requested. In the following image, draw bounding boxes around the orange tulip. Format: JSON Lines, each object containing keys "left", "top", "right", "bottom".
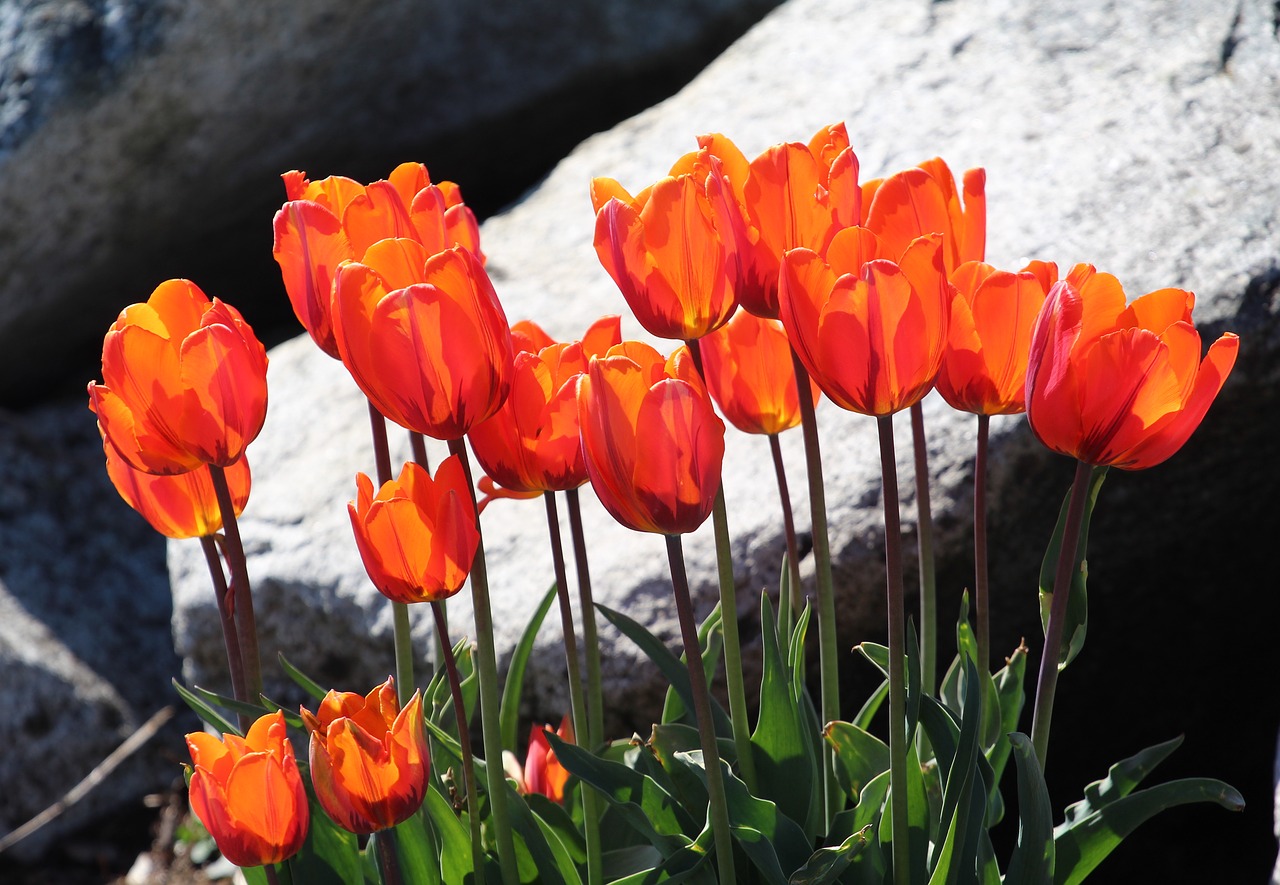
{"left": 348, "top": 458, "right": 479, "bottom": 604}
{"left": 699, "top": 308, "right": 820, "bottom": 435}
{"left": 103, "top": 440, "right": 251, "bottom": 539}
{"left": 185, "top": 711, "right": 309, "bottom": 868}
{"left": 864, "top": 157, "right": 986, "bottom": 276}
{"left": 469, "top": 316, "right": 623, "bottom": 494}
{"left": 332, "top": 241, "right": 513, "bottom": 439}
{"left": 779, "top": 227, "right": 951, "bottom": 416}
{"left": 88, "top": 280, "right": 268, "bottom": 475}
{"left": 300, "top": 677, "right": 427, "bottom": 835}
{"left": 273, "top": 163, "right": 483, "bottom": 358}
{"left": 591, "top": 149, "right": 738, "bottom": 340}
{"left": 578, "top": 341, "right": 725, "bottom": 535}
{"left": 935, "top": 260, "right": 1058, "bottom": 415}
{"left": 1025, "top": 265, "right": 1239, "bottom": 470}
{"left": 504, "top": 716, "right": 574, "bottom": 803}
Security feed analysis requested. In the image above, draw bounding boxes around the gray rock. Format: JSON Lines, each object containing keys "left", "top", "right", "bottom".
{"left": 0, "top": 0, "right": 783, "bottom": 404}
{"left": 163, "top": 0, "right": 1275, "bottom": 879}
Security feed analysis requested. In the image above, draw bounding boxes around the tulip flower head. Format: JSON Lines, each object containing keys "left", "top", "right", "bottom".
{"left": 89, "top": 279, "right": 269, "bottom": 475}
{"left": 864, "top": 157, "right": 986, "bottom": 275}
{"left": 935, "top": 260, "right": 1058, "bottom": 415}
{"left": 1025, "top": 265, "right": 1239, "bottom": 470}
{"left": 503, "top": 716, "right": 574, "bottom": 803}
{"left": 104, "top": 440, "right": 251, "bottom": 539}
{"left": 301, "top": 677, "right": 428, "bottom": 835}
{"left": 578, "top": 341, "right": 725, "bottom": 535}
{"left": 349, "top": 457, "right": 479, "bottom": 604}
{"left": 185, "top": 711, "right": 309, "bottom": 868}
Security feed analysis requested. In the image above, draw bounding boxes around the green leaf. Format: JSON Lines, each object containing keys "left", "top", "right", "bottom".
{"left": 187, "top": 684, "right": 272, "bottom": 724}
{"left": 827, "top": 770, "right": 890, "bottom": 885}
{"left": 787, "top": 825, "right": 872, "bottom": 885}
{"left": 1004, "top": 733, "right": 1053, "bottom": 885}
{"left": 1038, "top": 466, "right": 1107, "bottom": 670}
{"left": 824, "top": 721, "right": 889, "bottom": 804}
{"left": 647, "top": 723, "right": 730, "bottom": 817}
{"left": 171, "top": 679, "right": 239, "bottom": 736}
{"left": 661, "top": 603, "right": 724, "bottom": 727}
{"left": 597, "top": 604, "right": 733, "bottom": 738}
{"left": 855, "top": 638, "right": 919, "bottom": 742}
{"left": 286, "top": 795, "right": 362, "bottom": 885}
{"left": 853, "top": 680, "right": 889, "bottom": 732}
{"left": 751, "top": 592, "right": 820, "bottom": 829}
{"left": 422, "top": 783, "right": 476, "bottom": 883}
{"left": 501, "top": 583, "right": 558, "bottom": 751}
{"left": 278, "top": 652, "right": 328, "bottom": 701}
{"left": 926, "top": 649, "right": 982, "bottom": 885}
{"left": 986, "top": 639, "right": 1029, "bottom": 813}
{"left": 527, "top": 793, "right": 587, "bottom": 864}
{"left": 387, "top": 809, "right": 442, "bottom": 885}
{"left": 607, "top": 824, "right": 716, "bottom": 885}
{"left": 1053, "top": 777, "right": 1244, "bottom": 885}
{"left": 1059, "top": 735, "right": 1183, "bottom": 828}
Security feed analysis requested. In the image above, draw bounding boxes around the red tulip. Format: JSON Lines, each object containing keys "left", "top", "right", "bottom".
{"left": 1025, "top": 265, "right": 1238, "bottom": 469}
{"left": 578, "top": 341, "right": 725, "bottom": 535}
{"left": 103, "top": 440, "right": 251, "bottom": 539}
{"left": 300, "top": 678, "right": 427, "bottom": 835}
{"left": 332, "top": 240, "right": 513, "bottom": 439}
{"left": 469, "top": 316, "right": 623, "bottom": 494}
{"left": 185, "top": 711, "right": 309, "bottom": 868}
{"left": 699, "top": 308, "right": 820, "bottom": 435}
{"left": 89, "top": 280, "right": 268, "bottom": 475}
{"left": 348, "top": 458, "right": 479, "bottom": 604}
{"left": 935, "top": 260, "right": 1058, "bottom": 415}
{"left": 504, "top": 716, "right": 574, "bottom": 803}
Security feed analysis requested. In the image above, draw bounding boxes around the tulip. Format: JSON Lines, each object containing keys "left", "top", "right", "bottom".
{"left": 469, "top": 316, "right": 623, "bottom": 494}
{"left": 591, "top": 150, "right": 738, "bottom": 340}
{"left": 300, "top": 678, "right": 428, "bottom": 835}
{"left": 273, "top": 163, "right": 483, "bottom": 358}
{"left": 1025, "top": 264, "right": 1239, "bottom": 470}
{"left": 89, "top": 279, "right": 269, "bottom": 475}
{"left": 864, "top": 157, "right": 986, "bottom": 275}
{"left": 577, "top": 341, "right": 725, "bottom": 535}
{"left": 936, "top": 260, "right": 1058, "bottom": 415}
{"left": 332, "top": 241, "right": 513, "bottom": 440}
{"left": 103, "top": 440, "right": 251, "bottom": 539}
{"left": 504, "top": 716, "right": 574, "bottom": 803}
{"left": 348, "top": 457, "right": 479, "bottom": 604}
{"left": 185, "top": 711, "right": 309, "bottom": 868}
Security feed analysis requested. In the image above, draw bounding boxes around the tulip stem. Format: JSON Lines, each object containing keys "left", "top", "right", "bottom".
{"left": 409, "top": 430, "right": 430, "bottom": 471}
{"left": 200, "top": 534, "right": 249, "bottom": 729}
{"left": 877, "top": 415, "right": 912, "bottom": 885}
{"left": 209, "top": 464, "right": 262, "bottom": 699}
{"left": 376, "top": 831, "right": 405, "bottom": 885}
{"left": 1030, "top": 459, "right": 1093, "bottom": 770}
{"left": 665, "top": 534, "right": 736, "bottom": 885}
{"left": 450, "top": 437, "right": 521, "bottom": 885}
{"left": 543, "top": 492, "right": 602, "bottom": 885}
{"left": 910, "top": 403, "right": 938, "bottom": 696}
{"left": 791, "top": 350, "right": 840, "bottom": 824}
{"left": 565, "top": 488, "right": 604, "bottom": 751}
{"left": 974, "top": 414, "right": 991, "bottom": 673}
{"left": 262, "top": 865, "right": 282, "bottom": 885}
{"left": 432, "top": 601, "right": 486, "bottom": 884}
{"left": 768, "top": 432, "right": 804, "bottom": 622}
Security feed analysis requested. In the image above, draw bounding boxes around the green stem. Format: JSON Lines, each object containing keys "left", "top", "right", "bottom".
{"left": 910, "top": 403, "right": 937, "bottom": 695}
{"left": 366, "top": 403, "right": 415, "bottom": 707}
{"left": 451, "top": 436, "right": 520, "bottom": 885}
{"left": 200, "top": 533, "right": 249, "bottom": 728}
{"left": 665, "top": 534, "right": 737, "bottom": 885}
{"left": 431, "top": 602, "right": 486, "bottom": 885}
{"left": 876, "top": 416, "right": 911, "bottom": 885}
{"left": 544, "top": 492, "right": 602, "bottom": 885}
{"left": 209, "top": 464, "right": 262, "bottom": 699}
{"left": 768, "top": 432, "right": 804, "bottom": 622}
{"left": 565, "top": 488, "right": 604, "bottom": 751}
{"left": 973, "top": 414, "right": 991, "bottom": 672}
{"left": 1029, "top": 459, "right": 1093, "bottom": 770}
{"left": 792, "top": 350, "right": 839, "bottom": 824}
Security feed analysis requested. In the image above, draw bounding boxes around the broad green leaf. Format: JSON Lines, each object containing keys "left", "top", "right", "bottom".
{"left": 239, "top": 866, "right": 270, "bottom": 885}
{"left": 607, "top": 823, "right": 716, "bottom": 885}
{"left": 1004, "top": 733, "right": 1053, "bottom": 885}
{"left": 597, "top": 604, "right": 732, "bottom": 738}
{"left": 527, "top": 793, "right": 587, "bottom": 864}
{"left": 278, "top": 652, "right": 328, "bottom": 701}
{"left": 986, "top": 639, "right": 1029, "bottom": 810}
{"left": 751, "top": 593, "right": 820, "bottom": 829}
{"left": 387, "top": 809, "right": 442, "bottom": 885}
{"left": 257, "top": 694, "right": 306, "bottom": 730}
{"left": 875, "top": 742, "right": 929, "bottom": 884}
{"left": 499, "top": 784, "right": 579, "bottom": 885}
{"left": 784, "top": 601, "right": 825, "bottom": 837}
{"left": 647, "top": 723, "right": 730, "bottom": 817}
{"left": 855, "top": 639, "right": 920, "bottom": 742}
{"left": 854, "top": 680, "right": 889, "bottom": 732}
{"left": 661, "top": 603, "right": 724, "bottom": 727}
{"left": 287, "top": 795, "right": 362, "bottom": 885}
{"left": 824, "top": 721, "right": 889, "bottom": 803}
{"left": 1038, "top": 466, "right": 1107, "bottom": 670}
{"left": 187, "top": 684, "right": 274, "bottom": 726}
{"left": 422, "top": 784, "right": 476, "bottom": 884}
{"left": 952, "top": 594, "right": 1002, "bottom": 752}
{"left": 1053, "top": 777, "right": 1244, "bottom": 885}
{"left": 926, "top": 650, "right": 982, "bottom": 885}
{"left": 1059, "top": 735, "right": 1183, "bottom": 829}
{"left": 171, "top": 679, "right": 239, "bottom": 736}
{"left": 500, "top": 583, "right": 558, "bottom": 750}
{"left": 602, "top": 844, "right": 663, "bottom": 881}
{"left": 787, "top": 824, "right": 872, "bottom": 885}
{"left": 827, "top": 771, "right": 890, "bottom": 885}
{"left": 778, "top": 551, "right": 795, "bottom": 644}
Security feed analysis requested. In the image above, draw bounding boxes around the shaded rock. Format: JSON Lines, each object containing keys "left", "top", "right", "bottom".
{"left": 0, "top": 0, "right": 783, "bottom": 405}
{"left": 168, "top": 0, "right": 1278, "bottom": 881}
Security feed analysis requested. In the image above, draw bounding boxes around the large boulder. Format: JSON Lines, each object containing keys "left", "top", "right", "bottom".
{"left": 0, "top": 0, "right": 782, "bottom": 405}
{"left": 166, "top": 0, "right": 1277, "bottom": 881}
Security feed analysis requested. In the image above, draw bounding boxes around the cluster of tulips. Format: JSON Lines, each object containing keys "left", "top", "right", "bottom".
{"left": 87, "top": 119, "right": 1243, "bottom": 884}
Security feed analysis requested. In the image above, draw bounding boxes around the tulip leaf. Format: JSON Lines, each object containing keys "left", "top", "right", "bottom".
{"left": 526, "top": 793, "right": 588, "bottom": 864}
{"left": 510, "top": 794, "right": 584, "bottom": 885}
{"left": 647, "top": 723, "right": 732, "bottom": 818}
{"left": 751, "top": 592, "right": 821, "bottom": 831}
{"left": 854, "top": 680, "right": 889, "bottom": 732}
{"left": 171, "top": 678, "right": 239, "bottom": 736}
{"left": 278, "top": 651, "right": 329, "bottom": 701}
{"left": 1038, "top": 466, "right": 1107, "bottom": 670}
{"left": 787, "top": 824, "right": 872, "bottom": 885}
{"left": 189, "top": 683, "right": 274, "bottom": 723}
{"left": 856, "top": 633, "right": 922, "bottom": 743}
{"left": 926, "top": 647, "right": 983, "bottom": 885}
{"left": 500, "top": 583, "right": 558, "bottom": 751}
{"left": 824, "top": 721, "right": 889, "bottom": 804}
{"left": 606, "top": 823, "right": 716, "bottom": 884}
{"left": 596, "top": 603, "right": 733, "bottom": 739}
{"left": 826, "top": 770, "right": 891, "bottom": 884}
{"left": 385, "top": 809, "right": 442, "bottom": 885}
{"left": 661, "top": 603, "right": 724, "bottom": 728}
{"left": 422, "top": 785, "right": 476, "bottom": 883}
{"left": 1005, "top": 733, "right": 1053, "bottom": 885}
{"left": 986, "top": 639, "right": 1029, "bottom": 809}
{"left": 778, "top": 552, "right": 795, "bottom": 646}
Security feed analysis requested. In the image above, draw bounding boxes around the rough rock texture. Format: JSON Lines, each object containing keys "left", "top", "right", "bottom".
{"left": 168, "top": 0, "right": 1280, "bottom": 880}
{"left": 0, "top": 0, "right": 782, "bottom": 405}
